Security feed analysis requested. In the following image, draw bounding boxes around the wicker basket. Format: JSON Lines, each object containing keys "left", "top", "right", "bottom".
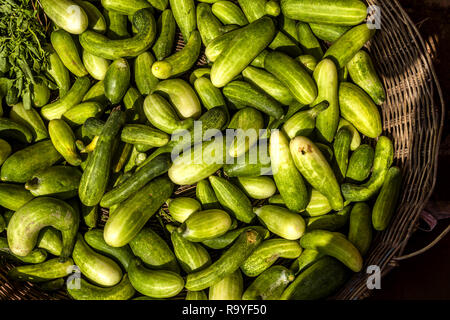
{"left": 0, "top": 0, "right": 445, "bottom": 300}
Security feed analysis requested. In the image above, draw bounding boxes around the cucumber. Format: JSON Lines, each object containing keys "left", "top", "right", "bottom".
{"left": 346, "top": 144, "right": 374, "bottom": 182}
{"left": 0, "top": 140, "right": 13, "bottom": 166}
{"left": 300, "top": 230, "right": 363, "bottom": 272}
{"left": 265, "top": 1, "right": 281, "bottom": 16}
{"left": 134, "top": 52, "right": 159, "bottom": 95}
{"left": 242, "top": 66, "right": 294, "bottom": 106}
{"left": 81, "top": 203, "right": 98, "bottom": 229}
{"left": 123, "top": 87, "right": 146, "bottom": 123}
{"left": 40, "top": 0, "right": 88, "bottom": 34}
{"left": 339, "top": 82, "right": 382, "bottom": 139}
{"left": 129, "top": 228, "right": 179, "bottom": 272}
{"left": 152, "top": 9, "right": 177, "bottom": 61}
{"left": 281, "top": 256, "right": 348, "bottom": 300}
{"left": 212, "top": 1, "right": 248, "bottom": 26}
{"left": 82, "top": 50, "right": 110, "bottom": 81}
{"left": 167, "top": 197, "right": 202, "bottom": 223}
{"left": 25, "top": 166, "right": 82, "bottom": 199}
{"left": 84, "top": 229, "right": 135, "bottom": 271}
{"left": 282, "top": 101, "right": 329, "bottom": 139}
{"left": 67, "top": 274, "right": 135, "bottom": 300}
{"left": 185, "top": 229, "right": 263, "bottom": 291}
{"left": 254, "top": 205, "right": 306, "bottom": 240}
{"left": 7, "top": 257, "right": 75, "bottom": 283}
{"left": 270, "top": 130, "right": 308, "bottom": 212}
{"left": 297, "top": 55, "right": 317, "bottom": 74}
{"left": 186, "top": 290, "right": 208, "bottom": 300}
{"left": 178, "top": 209, "right": 232, "bottom": 242}
{"left": 104, "top": 9, "right": 130, "bottom": 39}
{"left": 79, "top": 109, "right": 125, "bottom": 206}
{"left": 306, "top": 205, "right": 352, "bottom": 231}
{"left": 79, "top": 8, "right": 157, "bottom": 60}
{"left": 171, "top": 230, "right": 211, "bottom": 273}
{"left": 265, "top": 51, "right": 317, "bottom": 105}
{"left": 333, "top": 127, "right": 352, "bottom": 180}
{"left": 268, "top": 30, "right": 302, "bottom": 58}
{"left": 211, "top": 16, "right": 276, "bottom": 88}
{"left": 241, "top": 239, "right": 302, "bottom": 277}
{"left": 223, "top": 81, "right": 284, "bottom": 119}
{"left": 190, "top": 68, "right": 212, "bottom": 85}
{"left": 209, "top": 270, "right": 243, "bottom": 300}
{"left": 152, "top": 31, "right": 202, "bottom": 79}
{"left": 35, "top": 227, "right": 63, "bottom": 256}
{"left": 45, "top": 49, "right": 70, "bottom": 97}
{"left": 169, "top": 0, "right": 196, "bottom": 41}
{"left": 372, "top": 167, "right": 402, "bottom": 231}
{"left": 297, "top": 22, "right": 323, "bottom": 61}
{"left": 1, "top": 140, "right": 62, "bottom": 183}
{"left": 202, "top": 226, "right": 269, "bottom": 250}
{"left": 237, "top": 176, "right": 276, "bottom": 200}
{"left": 104, "top": 58, "right": 131, "bottom": 104}
{"left": 281, "top": 0, "right": 367, "bottom": 26}
{"left": 49, "top": 119, "right": 82, "bottom": 166}
{"left": 290, "top": 136, "right": 344, "bottom": 211}
{"left": 73, "top": 234, "right": 123, "bottom": 287}
{"left": 103, "top": 176, "right": 174, "bottom": 247}
{"left": 101, "top": 0, "right": 152, "bottom": 15}
{"left": 42, "top": 76, "right": 92, "bottom": 121}
{"left": 128, "top": 258, "right": 184, "bottom": 298}
{"left": 10, "top": 103, "right": 48, "bottom": 142}
{"left": 338, "top": 118, "right": 361, "bottom": 151}
{"left": 0, "top": 183, "right": 34, "bottom": 211}
{"left": 224, "top": 143, "right": 272, "bottom": 177}
{"left": 0, "top": 117, "right": 34, "bottom": 144}
{"left": 305, "top": 189, "right": 332, "bottom": 217}
{"left": 194, "top": 77, "right": 227, "bottom": 110}
{"left": 268, "top": 194, "right": 285, "bottom": 206}
{"left": 154, "top": 79, "right": 202, "bottom": 119}
{"left": 348, "top": 202, "right": 372, "bottom": 256}
{"left": 209, "top": 175, "right": 255, "bottom": 223}
{"left": 238, "top": 0, "right": 275, "bottom": 22}
{"left": 347, "top": 50, "right": 386, "bottom": 105}
{"left": 293, "top": 249, "right": 325, "bottom": 275}
{"left": 7, "top": 197, "right": 79, "bottom": 258}
{"left": 101, "top": 154, "right": 171, "bottom": 208}
{"left": 0, "top": 237, "right": 47, "bottom": 264}
{"left": 196, "top": 179, "right": 220, "bottom": 209}
{"left": 323, "top": 24, "right": 376, "bottom": 70}
{"left": 243, "top": 265, "right": 295, "bottom": 300}
{"left": 75, "top": 0, "right": 107, "bottom": 33}
{"left": 309, "top": 23, "right": 351, "bottom": 42}
{"left": 63, "top": 102, "right": 104, "bottom": 127}
{"left": 82, "top": 80, "right": 108, "bottom": 105}
{"left": 51, "top": 29, "right": 88, "bottom": 77}
{"left": 197, "top": 3, "right": 223, "bottom": 46}
{"left": 147, "top": 0, "right": 168, "bottom": 11}
{"left": 205, "top": 27, "right": 242, "bottom": 62}
{"left": 121, "top": 124, "right": 169, "bottom": 147}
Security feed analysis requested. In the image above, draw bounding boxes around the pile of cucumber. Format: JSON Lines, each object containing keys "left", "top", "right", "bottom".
{"left": 0, "top": 0, "right": 403, "bottom": 300}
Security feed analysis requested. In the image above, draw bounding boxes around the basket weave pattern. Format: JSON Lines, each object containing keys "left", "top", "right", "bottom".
{"left": 0, "top": 0, "right": 445, "bottom": 300}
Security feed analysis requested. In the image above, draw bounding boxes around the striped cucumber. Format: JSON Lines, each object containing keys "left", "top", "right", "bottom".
{"left": 104, "top": 58, "right": 131, "bottom": 104}
{"left": 171, "top": 230, "right": 211, "bottom": 273}
{"left": 194, "top": 77, "right": 227, "bottom": 110}
{"left": 62, "top": 102, "right": 104, "bottom": 127}
{"left": 101, "top": 0, "right": 152, "bottom": 15}
{"left": 67, "top": 274, "right": 135, "bottom": 300}
{"left": 169, "top": 0, "right": 196, "bottom": 41}
{"left": 309, "top": 23, "right": 351, "bottom": 42}
{"left": 348, "top": 202, "right": 372, "bottom": 255}
{"left": 237, "top": 176, "right": 277, "bottom": 200}
{"left": 134, "top": 52, "right": 159, "bottom": 95}
{"left": 121, "top": 124, "right": 169, "bottom": 147}
{"left": 178, "top": 209, "right": 232, "bottom": 242}
{"left": 196, "top": 179, "right": 221, "bottom": 210}
{"left": 7, "top": 258, "right": 75, "bottom": 282}
{"left": 209, "top": 270, "right": 243, "bottom": 300}
{"left": 197, "top": 3, "right": 223, "bottom": 46}
{"left": 0, "top": 237, "right": 47, "bottom": 264}
{"left": 224, "top": 143, "right": 272, "bottom": 178}
{"left": 297, "top": 22, "right": 324, "bottom": 61}
{"left": 167, "top": 197, "right": 202, "bottom": 223}
{"left": 152, "top": 9, "right": 176, "bottom": 61}
{"left": 254, "top": 205, "right": 306, "bottom": 240}
{"left": 346, "top": 144, "right": 374, "bottom": 182}
{"left": 243, "top": 265, "right": 295, "bottom": 300}
{"left": 40, "top": 0, "right": 88, "bottom": 34}
{"left": 75, "top": 0, "right": 107, "bottom": 33}
{"left": 212, "top": 1, "right": 248, "bottom": 26}
{"left": 282, "top": 101, "right": 329, "bottom": 139}
{"left": 50, "top": 29, "right": 88, "bottom": 77}
{"left": 0, "top": 183, "right": 34, "bottom": 211}
{"left": 305, "top": 189, "right": 332, "bottom": 217}
{"left": 306, "top": 205, "right": 352, "bottom": 231}
{"left": 10, "top": 103, "right": 48, "bottom": 142}
{"left": 45, "top": 49, "right": 70, "bottom": 97}
{"left": 49, "top": 119, "right": 82, "bottom": 166}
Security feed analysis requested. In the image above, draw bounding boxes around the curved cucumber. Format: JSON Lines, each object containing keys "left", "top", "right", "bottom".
{"left": 152, "top": 9, "right": 176, "bottom": 60}
{"left": 346, "top": 144, "right": 374, "bottom": 182}
{"left": 49, "top": 119, "right": 82, "bottom": 166}
{"left": 169, "top": 0, "right": 197, "bottom": 41}
{"left": 0, "top": 117, "right": 34, "bottom": 144}
{"left": 67, "top": 274, "right": 135, "bottom": 300}
{"left": 10, "top": 102, "right": 48, "bottom": 142}
{"left": 36, "top": 227, "right": 63, "bottom": 256}
{"left": 209, "top": 270, "right": 243, "bottom": 300}
{"left": 254, "top": 205, "right": 306, "bottom": 240}
{"left": 50, "top": 29, "right": 88, "bottom": 77}
{"left": 242, "top": 265, "right": 294, "bottom": 300}
{"left": 171, "top": 230, "right": 212, "bottom": 273}
{"left": 40, "top": 0, "right": 88, "bottom": 34}
{"left": 0, "top": 237, "right": 47, "bottom": 264}
{"left": 7, "top": 258, "right": 75, "bottom": 282}
{"left": 348, "top": 202, "right": 372, "bottom": 256}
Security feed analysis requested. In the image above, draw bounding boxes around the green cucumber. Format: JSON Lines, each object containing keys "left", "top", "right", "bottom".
{"left": 101, "top": 0, "right": 152, "bottom": 15}
{"left": 209, "top": 270, "right": 243, "bottom": 300}
{"left": 186, "top": 290, "right": 208, "bottom": 300}
{"left": 197, "top": 3, "right": 223, "bottom": 46}
{"left": 147, "top": 0, "right": 168, "bottom": 11}
{"left": 0, "top": 184, "right": 34, "bottom": 211}
{"left": 202, "top": 226, "right": 269, "bottom": 250}
{"left": 265, "top": 51, "right": 317, "bottom": 105}
{"left": 73, "top": 233, "right": 123, "bottom": 286}
{"left": 268, "top": 194, "right": 285, "bottom": 206}
{"left": 7, "top": 257, "right": 75, "bottom": 282}
{"left": 104, "top": 9, "right": 130, "bottom": 39}
{"left": 297, "top": 55, "right": 318, "bottom": 74}
{"left": 294, "top": 249, "right": 325, "bottom": 275}
{"left": 282, "top": 101, "right": 329, "bottom": 139}
{"left": 269, "top": 30, "right": 302, "bottom": 57}
{"left": 121, "top": 124, "right": 169, "bottom": 147}
{"left": 241, "top": 239, "right": 302, "bottom": 277}
{"left": 1, "top": 140, "right": 62, "bottom": 183}
{"left": 372, "top": 166, "right": 402, "bottom": 231}
{"left": 167, "top": 197, "right": 202, "bottom": 223}
{"left": 323, "top": 24, "right": 376, "bottom": 69}
{"left": 79, "top": 109, "right": 125, "bottom": 206}
{"left": 281, "top": 0, "right": 367, "bottom": 26}
{"left": 178, "top": 209, "right": 232, "bottom": 242}
{"left": 243, "top": 265, "right": 295, "bottom": 300}
{"left": 67, "top": 274, "right": 135, "bottom": 300}
{"left": 194, "top": 77, "right": 227, "bottom": 110}
{"left": 280, "top": 256, "right": 348, "bottom": 300}
{"left": 83, "top": 50, "right": 110, "bottom": 80}
{"left": 224, "top": 143, "right": 272, "bottom": 178}
{"left": 63, "top": 102, "right": 104, "bottom": 127}
{"left": 31, "top": 80, "right": 51, "bottom": 108}
{"left": 46, "top": 49, "right": 70, "bottom": 97}
{"left": 152, "top": 9, "right": 177, "bottom": 61}
{"left": 129, "top": 228, "right": 179, "bottom": 272}
{"left": 123, "top": 87, "right": 146, "bottom": 123}
{"left": 25, "top": 166, "right": 82, "bottom": 199}
{"left": 0, "top": 237, "right": 47, "bottom": 264}
{"left": 296, "top": 22, "right": 323, "bottom": 61}
{"left": 50, "top": 29, "right": 88, "bottom": 77}
{"left": 333, "top": 127, "right": 352, "bottom": 180}
{"left": 299, "top": 230, "right": 363, "bottom": 272}
{"left": 254, "top": 205, "right": 306, "bottom": 240}
{"left": 36, "top": 227, "right": 63, "bottom": 256}
{"left": 211, "top": 16, "right": 276, "bottom": 87}
{"left": 290, "top": 136, "right": 344, "bottom": 211}
{"left": 190, "top": 68, "right": 212, "bottom": 85}
{"left": 134, "top": 52, "right": 159, "bottom": 95}
{"left": 10, "top": 103, "right": 48, "bottom": 142}
{"left": 339, "top": 82, "right": 382, "bottom": 139}
{"left": 152, "top": 31, "right": 202, "bottom": 79}
{"left": 75, "top": 0, "right": 107, "bottom": 33}
{"left": 306, "top": 205, "right": 352, "bottom": 231}
{"left": 270, "top": 130, "right": 308, "bottom": 212}
{"left": 205, "top": 27, "right": 242, "bottom": 62}
{"left": 82, "top": 80, "right": 108, "bottom": 105}
{"left": 79, "top": 8, "right": 156, "bottom": 60}
{"left": 212, "top": 1, "right": 248, "bottom": 26}
{"left": 346, "top": 144, "right": 374, "bottom": 182}
{"left": 238, "top": 0, "right": 277, "bottom": 22}
{"left": 169, "top": 0, "right": 196, "bottom": 41}
{"left": 104, "top": 58, "right": 131, "bottom": 104}
{"left": 347, "top": 50, "right": 386, "bottom": 105}
{"left": 338, "top": 118, "right": 361, "bottom": 151}
{"left": 0, "top": 117, "right": 34, "bottom": 144}
{"left": 40, "top": 0, "right": 88, "bottom": 34}
{"left": 309, "top": 23, "right": 351, "bottom": 42}
{"left": 196, "top": 179, "right": 221, "bottom": 210}
{"left": 237, "top": 176, "right": 276, "bottom": 200}
{"left": 128, "top": 258, "right": 184, "bottom": 298}
{"left": 49, "top": 119, "right": 82, "bottom": 166}
{"left": 185, "top": 229, "right": 263, "bottom": 291}
{"left": 7, "top": 197, "right": 79, "bottom": 258}
{"left": 103, "top": 176, "right": 174, "bottom": 247}
{"left": 209, "top": 175, "right": 255, "bottom": 223}
{"left": 348, "top": 202, "right": 372, "bottom": 255}
{"left": 41, "top": 76, "right": 91, "bottom": 121}
{"left": 171, "top": 230, "right": 212, "bottom": 273}
{"left": 305, "top": 189, "right": 332, "bottom": 217}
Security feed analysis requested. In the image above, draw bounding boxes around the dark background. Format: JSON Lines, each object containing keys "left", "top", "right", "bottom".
{"left": 369, "top": 0, "right": 450, "bottom": 300}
